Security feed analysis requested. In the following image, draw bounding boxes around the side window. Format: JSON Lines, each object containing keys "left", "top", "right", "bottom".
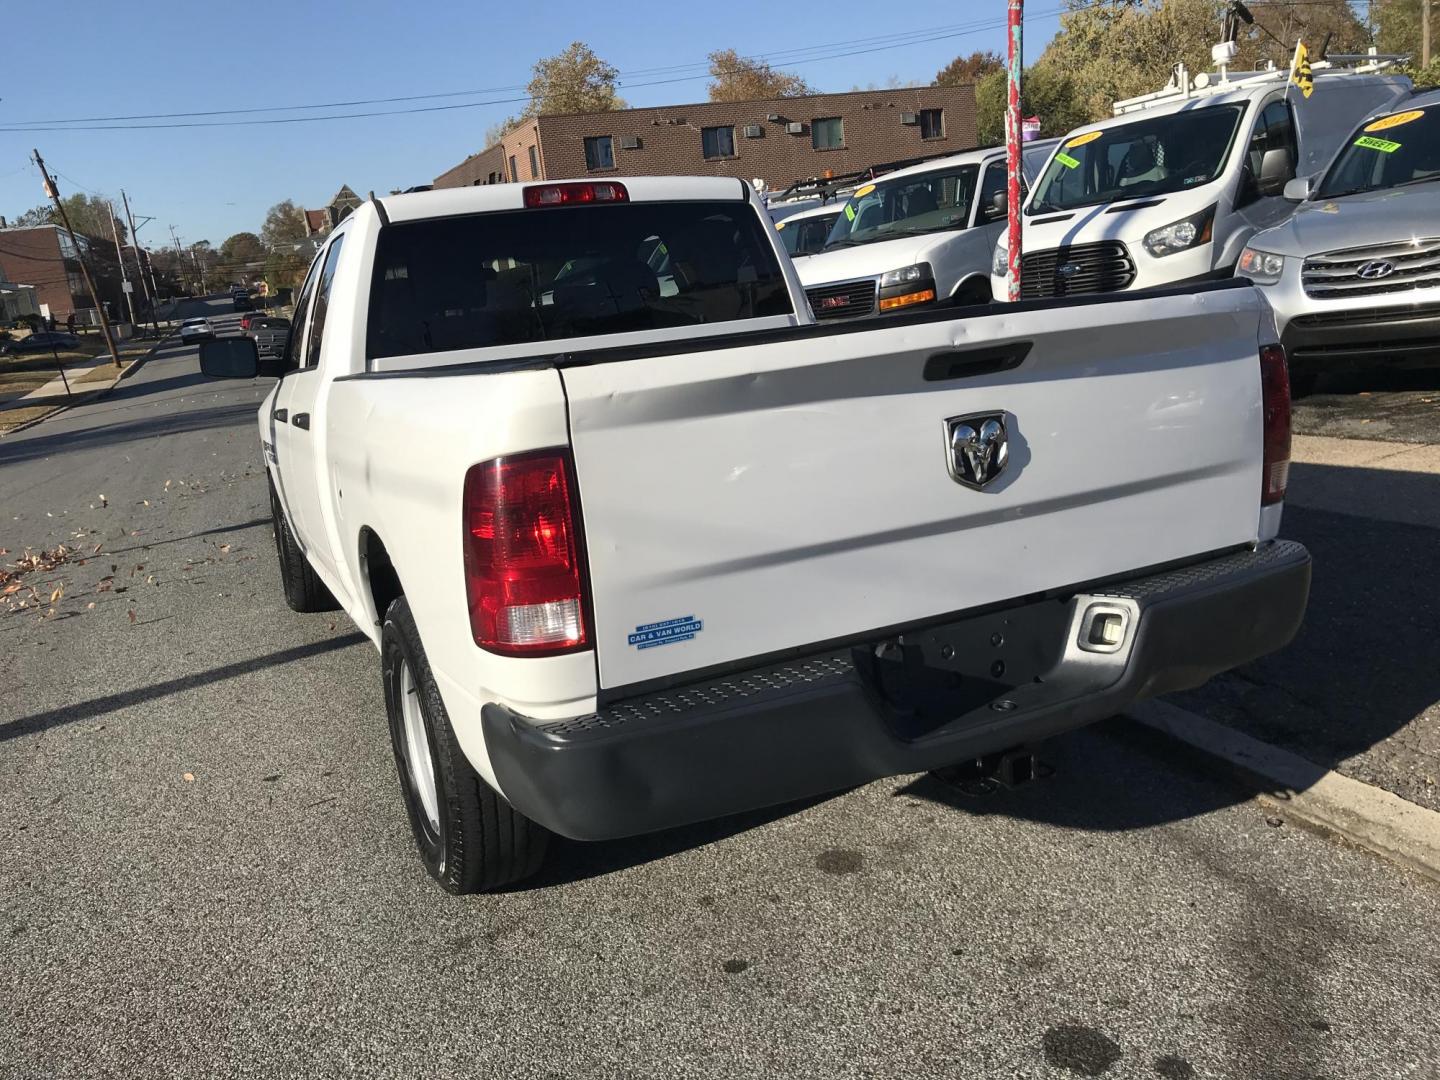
{"left": 978, "top": 161, "right": 1008, "bottom": 222}
{"left": 280, "top": 252, "right": 324, "bottom": 371}
{"left": 1243, "top": 101, "right": 1296, "bottom": 200}
{"left": 303, "top": 236, "right": 346, "bottom": 369}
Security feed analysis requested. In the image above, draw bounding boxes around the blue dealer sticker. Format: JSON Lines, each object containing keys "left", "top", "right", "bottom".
{"left": 628, "top": 615, "right": 703, "bottom": 650}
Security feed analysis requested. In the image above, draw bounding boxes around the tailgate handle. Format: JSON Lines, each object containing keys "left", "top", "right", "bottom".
{"left": 272, "top": 408, "right": 288, "bottom": 423}
{"left": 291, "top": 412, "right": 311, "bottom": 431}
{"left": 924, "top": 342, "right": 1032, "bottom": 382}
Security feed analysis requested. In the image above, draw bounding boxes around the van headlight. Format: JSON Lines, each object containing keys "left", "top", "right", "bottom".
{"left": 1142, "top": 205, "right": 1216, "bottom": 258}
{"left": 879, "top": 264, "right": 929, "bottom": 287}
{"left": 992, "top": 244, "right": 1009, "bottom": 277}
{"left": 1238, "top": 247, "right": 1286, "bottom": 285}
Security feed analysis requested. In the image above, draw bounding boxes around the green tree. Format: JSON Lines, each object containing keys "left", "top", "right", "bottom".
{"left": 974, "top": 62, "right": 1089, "bottom": 145}
{"left": 935, "top": 50, "right": 1005, "bottom": 86}
{"left": 706, "top": 49, "right": 812, "bottom": 101}
{"left": 260, "top": 200, "right": 307, "bottom": 251}
{"left": 7, "top": 205, "right": 52, "bottom": 228}
{"left": 524, "top": 42, "right": 626, "bottom": 117}
{"left": 219, "top": 232, "right": 266, "bottom": 268}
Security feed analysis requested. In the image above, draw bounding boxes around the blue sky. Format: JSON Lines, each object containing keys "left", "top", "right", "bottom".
{"left": 0, "top": 1, "right": 1063, "bottom": 248}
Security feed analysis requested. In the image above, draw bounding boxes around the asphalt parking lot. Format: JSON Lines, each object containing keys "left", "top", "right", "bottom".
{"left": 2, "top": 337, "right": 1439, "bottom": 1079}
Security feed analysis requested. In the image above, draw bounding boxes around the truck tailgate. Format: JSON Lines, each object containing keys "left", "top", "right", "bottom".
{"left": 563, "top": 287, "right": 1267, "bottom": 690}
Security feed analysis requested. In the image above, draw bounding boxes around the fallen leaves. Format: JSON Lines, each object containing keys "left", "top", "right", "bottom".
{"left": 182, "top": 773, "right": 195, "bottom": 783}
{"left": 127, "top": 609, "right": 136, "bottom": 624}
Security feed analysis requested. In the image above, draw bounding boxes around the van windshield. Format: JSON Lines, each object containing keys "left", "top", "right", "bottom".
{"left": 1317, "top": 105, "right": 1440, "bottom": 198}
{"left": 366, "top": 201, "right": 793, "bottom": 360}
{"left": 1029, "top": 105, "right": 1245, "bottom": 213}
{"left": 823, "top": 164, "right": 979, "bottom": 249}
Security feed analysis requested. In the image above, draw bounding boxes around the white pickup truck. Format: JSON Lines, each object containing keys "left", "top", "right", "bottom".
{"left": 200, "top": 177, "right": 1311, "bottom": 894}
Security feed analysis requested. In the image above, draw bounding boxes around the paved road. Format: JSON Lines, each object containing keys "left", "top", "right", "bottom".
{"left": 3, "top": 344, "right": 1439, "bottom": 1079}
{"left": 1293, "top": 368, "right": 1440, "bottom": 444}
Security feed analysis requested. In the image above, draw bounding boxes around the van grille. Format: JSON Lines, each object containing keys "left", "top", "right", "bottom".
{"left": 1020, "top": 242, "right": 1136, "bottom": 300}
{"left": 805, "top": 279, "right": 876, "bottom": 320}
{"left": 1302, "top": 237, "right": 1440, "bottom": 299}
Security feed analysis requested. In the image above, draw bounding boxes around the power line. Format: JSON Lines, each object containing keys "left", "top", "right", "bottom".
{"left": 0, "top": 9, "right": 1077, "bottom": 134}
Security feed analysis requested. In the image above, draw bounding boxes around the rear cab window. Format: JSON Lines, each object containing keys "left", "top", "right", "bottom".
{"left": 366, "top": 199, "right": 793, "bottom": 361}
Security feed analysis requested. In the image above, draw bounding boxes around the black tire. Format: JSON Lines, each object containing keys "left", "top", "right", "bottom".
{"left": 269, "top": 481, "right": 338, "bottom": 612}
{"left": 381, "top": 596, "right": 549, "bottom": 893}
{"left": 953, "top": 279, "right": 992, "bottom": 307}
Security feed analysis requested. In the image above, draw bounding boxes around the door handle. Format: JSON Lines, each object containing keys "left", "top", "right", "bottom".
{"left": 272, "top": 408, "right": 288, "bottom": 423}
{"left": 291, "top": 412, "right": 311, "bottom": 431}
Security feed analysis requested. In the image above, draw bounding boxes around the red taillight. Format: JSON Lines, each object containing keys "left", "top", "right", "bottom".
{"left": 1260, "top": 343, "right": 1291, "bottom": 505}
{"left": 462, "top": 450, "right": 589, "bottom": 655}
{"left": 522, "top": 182, "right": 629, "bottom": 208}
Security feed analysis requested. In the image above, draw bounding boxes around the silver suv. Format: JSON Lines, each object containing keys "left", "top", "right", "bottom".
{"left": 1238, "top": 89, "right": 1440, "bottom": 395}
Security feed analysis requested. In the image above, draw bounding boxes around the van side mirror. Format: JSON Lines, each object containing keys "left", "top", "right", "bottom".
{"left": 989, "top": 190, "right": 1007, "bottom": 220}
{"left": 1282, "top": 175, "right": 1313, "bottom": 201}
{"left": 1257, "top": 147, "right": 1295, "bottom": 197}
{"left": 198, "top": 337, "right": 260, "bottom": 379}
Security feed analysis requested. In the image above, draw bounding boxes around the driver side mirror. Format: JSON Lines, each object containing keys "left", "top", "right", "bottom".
{"left": 988, "top": 190, "right": 1007, "bottom": 220}
{"left": 1283, "top": 175, "right": 1313, "bottom": 202}
{"left": 198, "top": 337, "right": 260, "bottom": 379}
{"left": 1257, "top": 147, "right": 1295, "bottom": 197}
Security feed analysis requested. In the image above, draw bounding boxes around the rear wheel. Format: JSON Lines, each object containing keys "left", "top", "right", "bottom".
{"left": 381, "top": 596, "right": 550, "bottom": 893}
{"left": 269, "top": 481, "right": 338, "bottom": 612}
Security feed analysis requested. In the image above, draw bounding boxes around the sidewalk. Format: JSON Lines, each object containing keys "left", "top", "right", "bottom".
{"left": 0, "top": 337, "right": 166, "bottom": 435}
{"left": 1170, "top": 433, "right": 1440, "bottom": 812}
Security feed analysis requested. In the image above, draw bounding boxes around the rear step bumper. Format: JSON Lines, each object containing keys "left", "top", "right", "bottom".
{"left": 483, "top": 541, "right": 1311, "bottom": 841}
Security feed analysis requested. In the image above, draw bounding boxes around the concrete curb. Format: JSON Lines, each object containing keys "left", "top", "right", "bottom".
{"left": 1130, "top": 699, "right": 1440, "bottom": 885}
{"left": 0, "top": 332, "right": 173, "bottom": 437}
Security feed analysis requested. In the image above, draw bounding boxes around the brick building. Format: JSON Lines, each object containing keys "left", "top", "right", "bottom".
{"left": 433, "top": 85, "right": 978, "bottom": 192}
{"left": 0, "top": 224, "right": 124, "bottom": 323}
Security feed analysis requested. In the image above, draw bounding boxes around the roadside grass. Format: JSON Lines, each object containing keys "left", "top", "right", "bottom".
{"left": 0, "top": 404, "right": 64, "bottom": 434}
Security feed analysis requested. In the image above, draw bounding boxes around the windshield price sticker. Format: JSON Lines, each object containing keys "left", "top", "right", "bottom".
{"left": 854, "top": 183, "right": 876, "bottom": 197}
{"left": 1055, "top": 152, "right": 1081, "bottom": 170}
{"left": 1365, "top": 110, "right": 1425, "bottom": 133}
{"left": 1065, "top": 131, "right": 1102, "bottom": 149}
{"left": 1354, "top": 135, "right": 1402, "bottom": 153}
{"left": 844, "top": 203, "right": 856, "bottom": 221}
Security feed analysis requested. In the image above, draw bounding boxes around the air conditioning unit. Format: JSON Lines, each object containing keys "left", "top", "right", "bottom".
{"left": 742, "top": 125, "right": 763, "bottom": 139}
{"left": 901, "top": 112, "right": 919, "bottom": 125}
{"left": 619, "top": 135, "right": 641, "bottom": 150}
{"left": 786, "top": 122, "right": 805, "bottom": 135}
{"left": 767, "top": 113, "right": 782, "bottom": 122}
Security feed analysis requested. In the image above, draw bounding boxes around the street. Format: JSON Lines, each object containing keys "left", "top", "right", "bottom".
{"left": 3, "top": 333, "right": 1440, "bottom": 1079}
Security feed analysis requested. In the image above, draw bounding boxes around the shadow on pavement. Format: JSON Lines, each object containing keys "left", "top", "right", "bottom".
{"left": 103, "top": 516, "right": 271, "bottom": 557}
{"left": 1, "top": 632, "right": 369, "bottom": 744}
{"left": 0, "top": 401, "right": 260, "bottom": 466}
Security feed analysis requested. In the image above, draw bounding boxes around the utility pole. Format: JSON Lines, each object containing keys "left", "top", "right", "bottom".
{"left": 1004, "top": 0, "right": 1023, "bottom": 302}
{"left": 107, "top": 201, "right": 139, "bottom": 328}
{"left": 1424, "top": 0, "right": 1431, "bottom": 69}
{"left": 32, "top": 149, "right": 121, "bottom": 369}
{"left": 169, "top": 225, "right": 189, "bottom": 294}
{"left": 119, "top": 189, "right": 158, "bottom": 331}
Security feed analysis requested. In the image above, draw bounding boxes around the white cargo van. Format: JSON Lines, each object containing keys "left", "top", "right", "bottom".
{"left": 991, "top": 63, "right": 1411, "bottom": 302}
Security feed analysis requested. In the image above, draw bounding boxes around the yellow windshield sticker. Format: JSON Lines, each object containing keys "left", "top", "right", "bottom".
{"left": 1055, "top": 152, "right": 1081, "bottom": 170}
{"left": 1354, "top": 135, "right": 1401, "bottom": 153}
{"left": 774, "top": 221, "right": 786, "bottom": 229}
{"left": 1365, "top": 110, "right": 1424, "bottom": 133}
{"left": 854, "top": 183, "right": 876, "bottom": 197}
{"left": 1065, "top": 131, "right": 1101, "bottom": 148}
{"left": 844, "top": 203, "right": 856, "bottom": 221}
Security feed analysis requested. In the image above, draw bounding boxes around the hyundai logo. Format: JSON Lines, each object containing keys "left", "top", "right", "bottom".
{"left": 944, "top": 413, "right": 1010, "bottom": 490}
{"left": 1356, "top": 260, "right": 1395, "bottom": 280}
{"left": 1056, "top": 263, "right": 1082, "bottom": 278}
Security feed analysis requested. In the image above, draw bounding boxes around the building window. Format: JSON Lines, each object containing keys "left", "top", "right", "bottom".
{"left": 920, "top": 109, "right": 945, "bottom": 140}
{"left": 811, "top": 117, "right": 844, "bottom": 150}
{"left": 508, "top": 155, "right": 518, "bottom": 182}
{"left": 528, "top": 145, "right": 540, "bottom": 178}
{"left": 584, "top": 136, "right": 615, "bottom": 171}
{"left": 701, "top": 125, "right": 736, "bottom": 160}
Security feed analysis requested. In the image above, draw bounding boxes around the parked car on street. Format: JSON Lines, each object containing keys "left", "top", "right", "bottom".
{"left": 178, "top": 318, "right": 214, "bottom": 343}
{"left": 796, "top": 144, "right": 1024, "bottom": 315}
{"left": 1236, "top": 90, "right": 1440, "bottom": 395}
{"left": 1, "top": 331, "right": 81, "bottom": 354}
{"left": 233, "top": 292, "right": 254, "bottom": 312}
{"left": 774, "top": 202, "right": 844, "bottom": 259}
{"left": 244, "top": 315, "right": 291, "bottom": 368}
{"left": 991, "top": 63, "right": 1411, "bottom": 301}
{"left": 199, "top": 177, "right": 1311, "bottom": 894}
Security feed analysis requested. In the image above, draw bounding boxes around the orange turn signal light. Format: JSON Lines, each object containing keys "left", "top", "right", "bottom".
{"left": 878, "top": 288, "right": 936, "bottom": 312}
